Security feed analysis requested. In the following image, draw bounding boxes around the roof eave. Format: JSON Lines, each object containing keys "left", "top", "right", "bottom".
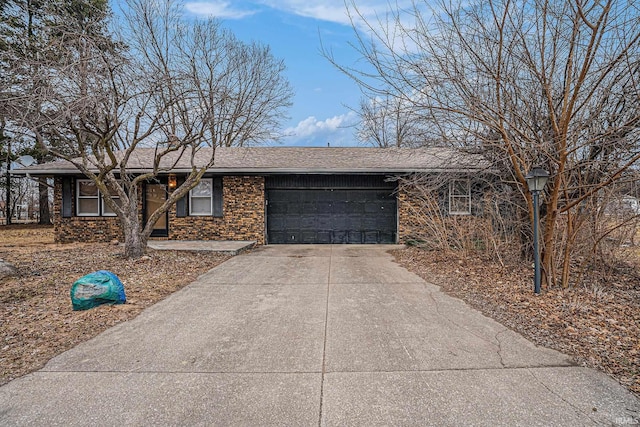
{"left": 11, "top": 166, "right": 491, "bottom": 176}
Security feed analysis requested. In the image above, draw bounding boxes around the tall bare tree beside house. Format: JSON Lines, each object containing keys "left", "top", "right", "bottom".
{"left": 9, "top": 0, "right": 293, "bottom": 258}
{"left": 329, "top": 0, "right": 640, "bottom": 289}
{"left": 356, "top": 92, "right": 426, "bottom": 147}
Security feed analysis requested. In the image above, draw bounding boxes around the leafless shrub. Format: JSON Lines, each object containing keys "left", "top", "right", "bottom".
{"left": 329, "top": 0, "right": 640, "bottom": 289}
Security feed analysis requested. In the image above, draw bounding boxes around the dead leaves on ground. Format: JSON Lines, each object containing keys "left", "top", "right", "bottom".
{"left": 393, "top": 247, "right": 640, "bottom": 398}
{"left": 0, "top": 240, "right": 229, "bottom": 386}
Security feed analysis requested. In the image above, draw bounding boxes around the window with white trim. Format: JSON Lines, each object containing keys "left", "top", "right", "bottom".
{"left": 189, "top": 178, "right": 213, "bottom": 216}
{"left": 76, "top": 179, "right": 121, "bottom": 216}
{"left": 449, "top": 179, "right": 471, "bottom": 215}
{"left": 76, "top": 180, "right": 100, "bottom": 216}
{"left": 102, "top": 185, "right": 122, "bottom": 216}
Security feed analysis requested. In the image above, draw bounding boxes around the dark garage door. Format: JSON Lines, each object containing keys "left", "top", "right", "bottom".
{"left": 266, "top": 175, "right": 397, "bottom": 244}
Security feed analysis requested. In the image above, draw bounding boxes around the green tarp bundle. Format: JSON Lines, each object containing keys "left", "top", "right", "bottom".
{"left": 70, "top": 270, "right": 126, "bottom": 311}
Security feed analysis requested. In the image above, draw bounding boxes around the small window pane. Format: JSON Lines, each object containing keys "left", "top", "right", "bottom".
{"left": 191, "top": 198, "right": 212, "bottom": 215}
{"left": 450, "top": 197, "right": 470, "bottom": 214}
{"left": 78, "top": 198, "right": 99, "bottom": 215}
{"left": 104, "top": 185, "right": 120, "bottom": 197}
{"left": 452, "top": 180, "right": 468, "bottom": 195}
{"left": 79, "top": 181, "right": 98, "bottom": 197}
{"left": 103, "top": 197, "right": 122, "bottom": 215}
{"left": 192, "top": 180, "right": 212, "bottom": 197}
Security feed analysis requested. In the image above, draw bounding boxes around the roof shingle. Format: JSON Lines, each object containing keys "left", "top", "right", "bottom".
{"left": 12, "top": 146, "right": 489, "bottom": 175}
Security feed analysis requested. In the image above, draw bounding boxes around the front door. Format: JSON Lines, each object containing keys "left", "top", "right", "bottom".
{"left": 146, "top": 183, "right": 168, "bottom": 237}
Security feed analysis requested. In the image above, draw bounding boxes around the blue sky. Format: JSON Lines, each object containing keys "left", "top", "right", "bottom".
{"left": 178, "top": 1, "right": 395, "bottom": 147}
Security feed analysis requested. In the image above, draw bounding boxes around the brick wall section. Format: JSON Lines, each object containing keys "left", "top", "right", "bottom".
{"left": 169, "top": 176, "right": 265, "bottom": 244}
{"left": 398, "top": 182, "right": 490, "bottom": 246}
{"left": 397, "top": 185, "right": 423, "bottom": 242}
{"left": 53, "top": 177, "right": 124, "bottom": 243}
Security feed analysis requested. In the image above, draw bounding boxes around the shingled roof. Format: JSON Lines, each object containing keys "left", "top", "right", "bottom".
{"left": 12, "top": 146, "right": 489, "bottom": 175}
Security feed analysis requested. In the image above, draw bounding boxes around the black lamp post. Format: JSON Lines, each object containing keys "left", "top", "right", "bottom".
{"left": 525, "top": 167, "right": 549, "bottom": 294}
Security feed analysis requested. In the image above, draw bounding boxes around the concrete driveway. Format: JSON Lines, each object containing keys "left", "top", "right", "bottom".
{"left": 1, "top": 245, "right": 638, "bottom": 426}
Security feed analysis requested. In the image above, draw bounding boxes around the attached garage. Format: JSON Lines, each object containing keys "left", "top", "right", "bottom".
{"left": 266, "top": 175, "right": 397, "bottom": 244}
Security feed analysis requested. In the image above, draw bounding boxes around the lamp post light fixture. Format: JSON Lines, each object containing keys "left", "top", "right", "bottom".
{"left": 525, "top": 167, "right": 550, "bottom": 294}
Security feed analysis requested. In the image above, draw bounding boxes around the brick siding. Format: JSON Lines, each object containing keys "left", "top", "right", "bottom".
{"left": 53, "top": 176, "right": 265, "bottom": 244}
{"left": 169, "top": 176, "right": 265, "bottom": 243}
{"left": 53, "top": 177, "right": 124, "bottom": 243}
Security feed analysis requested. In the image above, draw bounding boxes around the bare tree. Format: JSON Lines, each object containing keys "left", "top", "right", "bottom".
{"left": 356, "top": 92, "right": 423, "bottom": 147}
{"left": 9, "top": 0, "right": 293, "bottom": 257}
{"left": 329, "top": 0, "right": 640, "bottom": 289}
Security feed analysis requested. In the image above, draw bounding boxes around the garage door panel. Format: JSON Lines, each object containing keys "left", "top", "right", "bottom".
{"left": 332, "top": 230, "right": 347, "bottom": 244}
{"left": 269, "top": 202, "right": 287, "bottom": 214}
{"left": 317, "top": 201, "right": 332, "bottom": 214}
{"left": 364, "top": 231, "right": 380, "bottom": 244}
{"left": 347, "top": 202, "right": 364, "bottom": 214}
{"left": 378, "top": 232, "right": 395, "bottom": 243}
{"left": 360, "top": 217, "right": 378, "bottom": 229}
{"left": 269, "top": 216, "right": 285, "bottom": 230}
{"left": 302, "top": 202, "right": 318, "bottom": 214}
{"left": 313, "top": 215, "right": 330, "bottom": 228}
{"left": 269, "top": 231, "right": 287, "bottom": 243}
{"left": 348, "top": 231, "right": 363, "bottom": 243}
{"left": 287, "top": 203, "right": 303, "bottom": 215}
{"left": 316, "top": 231, "right": 332, "bottom": 244}
{"left": 300, "top": 215, "right": 317, "bottom": 228}
{"left": 301, "top": 231, "right": 318, "bottom": 243}
{"left": 332, "top": 202, "right": 348, "bottom": 214}
{"left": 364, "top": 202, "right": 382, "bottom": 214}
{"left": 285, "top": 216, "right": 301, "bottom": 228}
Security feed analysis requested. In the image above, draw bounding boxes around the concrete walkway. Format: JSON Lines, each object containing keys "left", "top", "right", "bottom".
{"left": 1, "top": 245, "right": 638, "bottom": 426}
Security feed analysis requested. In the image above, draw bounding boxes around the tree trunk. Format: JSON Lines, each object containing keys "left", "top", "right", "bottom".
{"left": 38, "top": 177, "right": 51, "bottom": 224}
{"left": 122, "top": 217, "right": 147, "bottom": 259}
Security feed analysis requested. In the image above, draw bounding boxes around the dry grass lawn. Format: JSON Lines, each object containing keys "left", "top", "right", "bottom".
{"left": 0, "top": 225, "right": 230, "bottom": 385}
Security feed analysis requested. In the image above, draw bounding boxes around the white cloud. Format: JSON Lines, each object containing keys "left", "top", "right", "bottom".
{"left": 259, "top": 1, "right": 417, "bottom": 27}
{"left": 185, "top": 2, "right": 257, "bottom": 19}
{"left": 285, "top": 112, "right": 356, "bottom": 138}
{"left": 184, "top": 1, "right": 425, "bottom": 35}
{"left": 269, "top": 2, "right": 353, "bottom": 25}
{"left": 282, "top": 112, "right": 359, "bottom": 146}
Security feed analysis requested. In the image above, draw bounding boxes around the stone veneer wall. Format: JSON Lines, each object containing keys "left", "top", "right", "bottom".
{"left": 397, "top": 185, "right": 423, "bottom": 243}
{"left": 169, "top": 176, "right": 265, "bottom": 244}
{"left": 53, "top": 176, "right": 124, "bottom": 243}
{"left": 397, "top": 181, "right": 490, "bottom": 246}
{"left": 53, "top": 175, "right": 265, "bottom": 244}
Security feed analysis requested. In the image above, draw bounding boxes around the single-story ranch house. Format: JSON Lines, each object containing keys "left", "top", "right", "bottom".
{"left": 13, "top": 147, "right": 488, "bottom": 245}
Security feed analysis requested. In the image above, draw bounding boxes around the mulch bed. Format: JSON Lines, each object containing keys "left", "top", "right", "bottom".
{"left": 392, "top": 247, "right": 640, "bottom": 398}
